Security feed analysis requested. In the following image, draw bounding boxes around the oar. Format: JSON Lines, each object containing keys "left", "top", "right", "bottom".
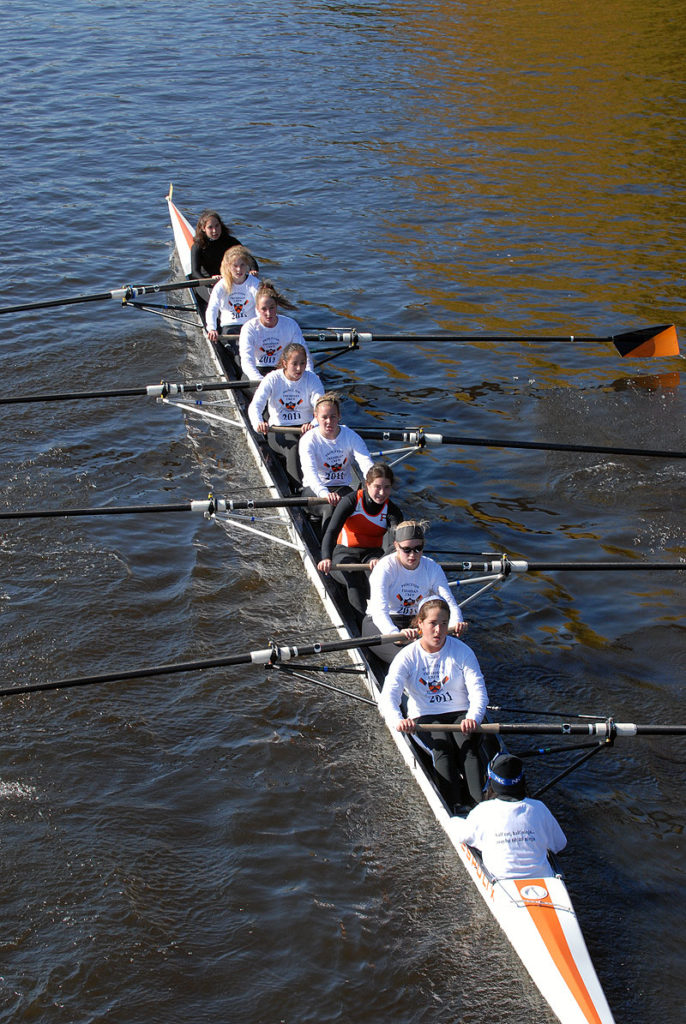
{"left": 0, "top": 495, "right": 330, "bottom": 521}
{"left": 332, "top": 558, "right": 684, "bottom": 573}
{"left": 0, "top": 631, "right": 401, "bottom": 699}
{"left": 0, "top": 278, "right": 216, "bottom": 316}
{"left": 302, "top": 324, "right": 680, "bottom": 358}
{"left": 346, "top": 426, "right": 686, "bottom": 461}
{"left": 416, "top": 721, "right": 686, "bottom": 737}
{"left": 0, "top": 378, "right": 255, "bottom": 406}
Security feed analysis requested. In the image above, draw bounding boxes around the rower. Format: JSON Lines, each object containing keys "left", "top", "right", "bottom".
{"left": 452, "top": 754, "right": 567, "bottom": 876}
{"left": 248, "top": 343, "right": 324, "bottom": 491}
{"left": 361, "top": 520, "right": 465, "bottom": 664}
{"left": 317, "top": 462, "right": 403, "bottom": 623}
{"left": 238, "top": 281, "right": 313, "bottom": 381}
{"left": 189, "top": 210, "right": 257, "bottom": 317}
{"left": 298, "top": 393, "right": 374, "bottom": 527}
{"left": 206, "top": 245, "right": 260, "bottom": 343}
{"left": 379, "top": 596, "right": 488, "bottom": 810}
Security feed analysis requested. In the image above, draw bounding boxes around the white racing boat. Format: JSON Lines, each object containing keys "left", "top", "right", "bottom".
{"left": 162, "top": 188, "right": 615, "bottom": 1024}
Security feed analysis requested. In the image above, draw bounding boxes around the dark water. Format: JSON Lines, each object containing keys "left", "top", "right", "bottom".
{"left": 0, "top": 2, "right": 684, "bottom": 1022}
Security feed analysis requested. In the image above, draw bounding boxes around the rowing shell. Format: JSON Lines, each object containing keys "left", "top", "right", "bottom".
{"left": 165, "top": 189, "right": 615, "bottom": 1024}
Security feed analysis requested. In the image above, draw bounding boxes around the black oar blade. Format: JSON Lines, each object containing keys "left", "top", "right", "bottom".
{"left": 612, "top": 324, "right": 680, "bottom": 357}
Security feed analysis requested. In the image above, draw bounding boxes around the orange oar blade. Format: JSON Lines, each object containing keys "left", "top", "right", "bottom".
{"left": 613, "top": 324, "right": 680, "bottom": 357}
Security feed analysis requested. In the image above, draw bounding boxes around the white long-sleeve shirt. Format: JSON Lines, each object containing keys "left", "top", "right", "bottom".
{"left": 298, "top": 425, "right": 373, "bottom": 496}
{"left": 452, "top": 797, "right": 567, "bottom": 879}
{"left": 206, "top": 276, "right": 260, "bottom": 330}
{"left": 380, "top": 635, "right": 487, "bottom": 726}
{"left": 366, "top": 552, "right": 462, "bottom": 633}
{"left": 248, "top": 369, "right": 324, "bottom": 429}
{"left": 238, "top": 314, "right": 312, "bottom": 380}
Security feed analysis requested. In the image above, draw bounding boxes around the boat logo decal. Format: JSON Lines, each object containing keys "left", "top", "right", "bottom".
{"left": 520, "top": 883, "right": 549, "bottom": 902}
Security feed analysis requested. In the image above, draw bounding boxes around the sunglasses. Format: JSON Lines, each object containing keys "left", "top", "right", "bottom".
{"left": 398, "top": 544, "right": 424, "bottom": 554}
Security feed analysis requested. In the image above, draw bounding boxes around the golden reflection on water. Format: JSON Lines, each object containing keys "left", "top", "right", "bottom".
{"left": 375, "top": 0, "right": 686, "bottom": 334}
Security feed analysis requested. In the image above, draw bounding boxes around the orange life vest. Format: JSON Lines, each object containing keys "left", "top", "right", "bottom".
{"left": 337, "top": 489, "right": 389, "bottom": 548}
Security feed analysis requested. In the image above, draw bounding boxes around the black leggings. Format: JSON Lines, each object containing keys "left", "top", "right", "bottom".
{"left": 417, "top": 710, "right": 483, "bottom": 807}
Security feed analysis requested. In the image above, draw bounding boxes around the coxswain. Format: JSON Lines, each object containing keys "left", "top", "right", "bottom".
{"left": 379, "top": 596, "right": 488, "bottom": 809}
{"left": 453, "top": 753, "right": 567, "bottom": 876}
{"left": 317, "top": 462, "right": 403, "bottom": 621}
{"left": 189, "top": 210, "right": 257, "bottom": 317}
{"left": 248, "top": 343, "right": 324, "bottom": 490}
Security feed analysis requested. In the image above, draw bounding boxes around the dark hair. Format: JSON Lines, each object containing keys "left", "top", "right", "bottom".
{"left": 365, "top": 462, "right": 394, "bottom": 486}
{"left": 411, "top": 597, "right": 449, "bottom": 628}
{"left": 193, "top": 209, "right": 234, "bottom": 249}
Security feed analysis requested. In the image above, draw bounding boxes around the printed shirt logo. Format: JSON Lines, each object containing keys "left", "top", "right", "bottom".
{"left": 419, "top": 674, "right": 449, "bottom": 694}
{"left": 393, "top": 583, "right": 423, "bottom": 615}
{"left": 279, "top": 387, "right": 305, "bottom": 422}
{"left": 257, "top": 338, "right": 283, "bottom": 364}
{"left": 322, "top": 453, "right": 348, "bottom": 482}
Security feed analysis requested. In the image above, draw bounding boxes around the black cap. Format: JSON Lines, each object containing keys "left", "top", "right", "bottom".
{"left": 487, "top": 753, "right": 525, "bottom": 800}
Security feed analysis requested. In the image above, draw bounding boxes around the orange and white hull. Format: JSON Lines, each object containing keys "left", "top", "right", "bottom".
{"left": 452, "top": 831, "right": 615, "bottom": 1023}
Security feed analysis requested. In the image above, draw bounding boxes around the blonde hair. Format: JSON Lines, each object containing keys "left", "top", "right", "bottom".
{"left": 220, "top": 245, "right": 256, "bottom": 287}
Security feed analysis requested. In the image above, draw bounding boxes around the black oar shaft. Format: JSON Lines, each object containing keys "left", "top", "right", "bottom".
{"left": 0, "top": 632, "right": 399, "bottom": 699}
{"left": 0, "top": 378, "right": 253, "bottom": 406}
{"left": 349, "top": 427, "right": 685, "bottom": 461}
{"left": 330, "top": 559, "right": 684, "bottom": 573}
{"left": 0, "top": 278, "right": 215, "bottom": 316}
{"left": 0, "top": 496, "right": 329, "bottom": 521}
{"left": 0, "top": 503, "right": 195, "bottom": 521}
{"left": 429, "top": 434, "right": 685, "bottom": 460}
{"left": 514, "top": 561, "right": 685, "bottom": 572}
{"left": 304, "top": 324, "right": 679, "bottom": 358}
